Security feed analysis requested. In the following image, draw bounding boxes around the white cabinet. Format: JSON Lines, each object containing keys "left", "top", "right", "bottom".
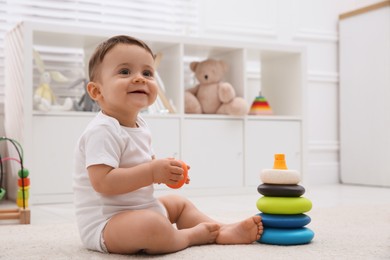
{"left": 182, "top": 118, "right": 244, "bottom": 188}
{"left": 31, "top": 115, "right": 91, "bottom": 203}
{"left": 339, "top": 1, "right": 390, "bottom": 187}
{"left": 5, "top": 21, "right": 306, "bottom": 203}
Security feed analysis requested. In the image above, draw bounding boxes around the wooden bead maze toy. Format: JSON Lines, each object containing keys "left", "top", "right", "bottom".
{"left": 0, "top": 137, "right": 30, "bottom": 224}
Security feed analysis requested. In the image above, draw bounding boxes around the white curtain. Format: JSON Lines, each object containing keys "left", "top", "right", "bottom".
{"left": 0, "top": 0, "right": 199, "bottom": 103}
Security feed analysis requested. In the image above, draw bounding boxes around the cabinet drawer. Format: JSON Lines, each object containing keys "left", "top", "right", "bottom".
{"left": 182, "top": 119, "right": 244, "bottom": 188}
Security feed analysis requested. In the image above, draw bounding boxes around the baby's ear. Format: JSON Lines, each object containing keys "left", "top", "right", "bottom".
{"left": 86, "top": 81, "right": 101, "bottom": 101}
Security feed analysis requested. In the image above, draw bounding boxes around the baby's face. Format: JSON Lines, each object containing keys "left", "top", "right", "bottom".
{"left": 96, "top": 43, "right": 157, "bottom": 117}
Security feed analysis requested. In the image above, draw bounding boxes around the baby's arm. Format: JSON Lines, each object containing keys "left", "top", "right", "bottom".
{"left": 87, "top": 159, "right": 185, "bottom": 195}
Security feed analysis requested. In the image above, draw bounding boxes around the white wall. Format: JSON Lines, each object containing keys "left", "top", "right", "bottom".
{"left": 0, "top": 0, "right": 383, "bottom": 186}
{"left": 195, "top": 0, "right": 384, "bottom": 185}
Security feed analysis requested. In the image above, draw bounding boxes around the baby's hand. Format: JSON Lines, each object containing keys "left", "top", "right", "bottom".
{"left": 184, "top": 165, "right": 190, "bottom": 184}
{"left": 149, "top": 158, "right": 185, "bottom": 185}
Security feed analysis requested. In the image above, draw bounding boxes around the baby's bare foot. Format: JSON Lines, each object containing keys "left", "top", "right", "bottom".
{"left": 216, "top": 215, "right": 263, "bottom": 244}
{"left": 187, "top": 222, "right": 220, "bottom": 246}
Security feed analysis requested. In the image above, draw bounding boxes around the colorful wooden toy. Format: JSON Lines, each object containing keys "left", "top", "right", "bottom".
{"left": 0, "top": 137, "right": 31, "bottom": 224}
{"left": 249, "top": 93, "right": 273, "bottom": 115}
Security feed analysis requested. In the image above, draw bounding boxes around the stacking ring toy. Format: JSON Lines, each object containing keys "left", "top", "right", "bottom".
{"left": 258, "top": 227, "right": 314, "bottom": 245}
{"left": 256, "top": 196, "right": 312, "bottom": 214}
{"left": 257, "top": 213, "right": 311, "bottom": 228}
{"left": 257, "top": 184, "right": 305, "bottom": 197}
{"left": 166, "top": 160, "right": 188, "bottom": 189}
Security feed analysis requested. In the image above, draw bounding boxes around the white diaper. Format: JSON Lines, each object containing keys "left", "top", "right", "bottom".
{"left": 100, "top": 229, "right": 109, "bottom": 253}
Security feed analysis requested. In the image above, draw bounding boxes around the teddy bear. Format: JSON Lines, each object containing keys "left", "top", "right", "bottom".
{"left": 185, "top": 59, "right": 248, "bottom": 116}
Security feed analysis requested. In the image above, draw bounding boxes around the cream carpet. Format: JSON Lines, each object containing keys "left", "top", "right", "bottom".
{"left": 1, "top": 205, "right": 390, "bottom": 260}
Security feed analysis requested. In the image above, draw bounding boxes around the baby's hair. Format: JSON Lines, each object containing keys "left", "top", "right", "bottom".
{"left": 88, "top": 35, "right": 154, "bottom": 81}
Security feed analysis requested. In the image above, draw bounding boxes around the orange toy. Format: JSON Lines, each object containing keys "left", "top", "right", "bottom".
{"left": 273, "top": 154, "right": 288, "bottom": 170}
{"left": 167, "top": 161, "right": 189, "bottom": 189}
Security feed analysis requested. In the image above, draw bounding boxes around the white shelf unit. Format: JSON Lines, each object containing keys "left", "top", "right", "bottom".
{"left": 5, "top": 21, "right": 306, "bottom": 204}
{"left": 339, "top": 1, "right": 390, "bottom": 187}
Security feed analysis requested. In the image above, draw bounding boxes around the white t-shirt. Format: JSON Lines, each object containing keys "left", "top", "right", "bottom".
{"left": 73, "top": 111, "right": 165, "bottom": 251}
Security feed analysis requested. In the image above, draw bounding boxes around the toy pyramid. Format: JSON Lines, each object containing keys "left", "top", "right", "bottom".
{"left": 249, "top": 93, "right": 272, "bottom": 115}
{"left": 256, "top": 154, "right": 314, "bottom": 245}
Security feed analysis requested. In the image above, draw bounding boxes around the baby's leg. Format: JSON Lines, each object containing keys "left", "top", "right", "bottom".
{"left": 103, "top": 209, "right": 219, "bottom": 255}
{"left": 159, "top": 195, "right": 218, "bottom": 229}
{"left": 160, "top": 195, "right": 263, "bottom": 244}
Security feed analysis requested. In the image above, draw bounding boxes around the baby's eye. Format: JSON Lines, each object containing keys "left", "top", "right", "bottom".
{"left": 143, "top": 70, "right": 154, "bottom": 77}
{"left": 119, "top": 69, "right": 130, "bottom": 75}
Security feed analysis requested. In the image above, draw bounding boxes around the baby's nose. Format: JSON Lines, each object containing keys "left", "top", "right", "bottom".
{"left": 133, "top": 74, "right": 146, "bottom": 83}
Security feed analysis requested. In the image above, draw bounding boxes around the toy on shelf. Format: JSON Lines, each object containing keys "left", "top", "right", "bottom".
{"left": 256, "top": 154, "right": 314, "bottom": 245}
{"left": 166, "top": 160, "right": 189, "bottom": 189}
{"left": 0, "top": 137, "right": 30, "bottom": 224}
{"left": 249, "top": 92, "right": 273, "bottom": 115}
{"left": 32, "top": 49, "right": 74, "bottom": 112}
{"left": 184, "top": 59, "right": 248, "bottom": 116}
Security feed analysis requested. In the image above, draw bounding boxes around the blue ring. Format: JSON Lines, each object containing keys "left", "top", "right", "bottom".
{"left": 258, "top": 213, "right": 311, "bottom": 228}
{"left": 258, "top": 227, "right": 314, "bottom": 245}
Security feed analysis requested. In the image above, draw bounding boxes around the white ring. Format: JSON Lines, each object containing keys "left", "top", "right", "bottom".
{"left": 260, "top": 169, "right": 301, "bottom": 184}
